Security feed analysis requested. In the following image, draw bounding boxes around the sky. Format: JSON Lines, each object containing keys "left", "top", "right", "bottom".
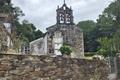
{"left": 12, "top": 0, "right": 113, "bottom": 32}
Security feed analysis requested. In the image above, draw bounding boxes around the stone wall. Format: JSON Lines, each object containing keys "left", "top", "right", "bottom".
{"left": 117, "top": 56, "right": 120, "bottom": 80}
{"left": 0, "top": 54, "right": 109, "bottom": 80}
{"left": 47, "top": 24, "right": 84, "bottom": 58}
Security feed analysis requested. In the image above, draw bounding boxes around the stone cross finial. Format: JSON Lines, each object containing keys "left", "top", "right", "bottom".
{"left": 64, "top": 0, "right": 65, "bottom": 4}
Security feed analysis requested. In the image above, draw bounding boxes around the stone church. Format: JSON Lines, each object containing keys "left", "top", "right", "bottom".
{"left": 30, "top": 1, "right": 84, "bottom": 58}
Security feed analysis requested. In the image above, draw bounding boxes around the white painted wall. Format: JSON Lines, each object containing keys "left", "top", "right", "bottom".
{"left": 30, "top": 38, "right": 43, "bottom": 55}
{"left": 30, "top": 35, "right": 48, "bottom": 55}
{"left": 3, "top": 23, "right": 11, "bottom": 33}
{"left": 53, "top": 31, "right": 63, "bottom": 55}
{"left": 30, "top": 31, "right": 63, "bottom": 56}
{"left": 43, "top": 34, "right": 48, "bottom": 55}
{"left": 3, "top": 23, "right": 13, "bottom": 48}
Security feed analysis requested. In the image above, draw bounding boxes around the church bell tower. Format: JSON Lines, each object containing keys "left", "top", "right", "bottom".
{"left": 56, "top": 0, "right": 74, "bottom": 25}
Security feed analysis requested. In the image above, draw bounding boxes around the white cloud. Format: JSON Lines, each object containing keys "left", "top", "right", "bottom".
{"left": 12, "top": 0, "right": 112, "bottom": 32}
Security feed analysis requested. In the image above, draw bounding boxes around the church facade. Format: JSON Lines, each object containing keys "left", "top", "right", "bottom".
{"left": 30, "top": 2, "right": 84, "bottom": 58}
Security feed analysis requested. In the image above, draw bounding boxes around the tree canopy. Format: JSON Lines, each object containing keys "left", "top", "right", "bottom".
{"left": 96, "top": 0, "right": 120, "bottom": 56}
{"left": 77, "top": 0, "right": 120, "bottom": 57}
{"left": 15, "top": 20, "right": 43, "bottom": 42}
{"left": 77, "top": 20, "right": 99, "bottom": 52}
{"left": 0, "top": 2, "right": 44, "bottom": 52}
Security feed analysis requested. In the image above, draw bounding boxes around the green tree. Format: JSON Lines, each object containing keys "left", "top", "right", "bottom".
{"left": 0, "top": 0, "right": 43, "bottom": 52}
{"left": 95, "top": 0, "right": 120, "bottom": 56}
{"left": 97, "top": 37, "right": 118, "bottom": 57}
{"left": 77, "top": 20, "right": 99, "bottom": 52}
{"left": 15, "top": 20, "right": 43, "bottom": 42}
{"left": 97, "top": 37, "right": 112, "bottom": 57}
{"left": 96, "top": 0, "right": 120, "bottom": 37}
{"left": 34, "top": 30, "right": 43, "bottom": 40}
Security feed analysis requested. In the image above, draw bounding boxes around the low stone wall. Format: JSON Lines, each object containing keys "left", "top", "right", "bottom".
{"left": 0, "top": 54, "right": 109, "bottom": 80}
{"left": 117, "top": 56, "right": 120, "bottom": 80}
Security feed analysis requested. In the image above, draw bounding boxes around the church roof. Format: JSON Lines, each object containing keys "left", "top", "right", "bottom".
{"left": 30, "top": 38, "right": 44, "bottom": 45}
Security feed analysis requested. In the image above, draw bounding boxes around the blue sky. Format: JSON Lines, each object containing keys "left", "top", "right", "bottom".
{"left": 12, "top": 0, "right": 113, "bottom": 32}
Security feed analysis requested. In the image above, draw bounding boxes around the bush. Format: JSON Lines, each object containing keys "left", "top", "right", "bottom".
{"left": 59, "top": 46, "right": 72, "bottom": 55}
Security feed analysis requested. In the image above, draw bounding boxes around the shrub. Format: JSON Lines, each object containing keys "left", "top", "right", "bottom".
{"left": 59, "top": 46, "right": 72, "bottom": 55}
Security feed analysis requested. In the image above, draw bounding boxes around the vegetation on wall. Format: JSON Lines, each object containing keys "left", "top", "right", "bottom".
{"left": 59, "top": 45, "right": 72, "bottom": 55}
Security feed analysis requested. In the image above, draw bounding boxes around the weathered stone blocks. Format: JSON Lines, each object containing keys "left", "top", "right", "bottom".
{"left": 0, "top": 54, "right": 109, "bottom": 80}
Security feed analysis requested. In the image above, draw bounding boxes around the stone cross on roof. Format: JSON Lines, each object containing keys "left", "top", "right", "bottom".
{"left": 64, "top": 0, "right": 66, "bottom": 4}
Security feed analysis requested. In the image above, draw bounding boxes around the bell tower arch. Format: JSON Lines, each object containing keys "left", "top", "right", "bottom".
{"left": 56, "top": 0, "right": 74, "bottom": 25}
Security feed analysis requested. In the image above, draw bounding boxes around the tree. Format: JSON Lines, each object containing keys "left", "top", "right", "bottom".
{"left": 77, "top": 20, "right": 99, "bottom": 52}
{"left": 96, "top": 0, "right": 120, "bottom": 37}
{"left": 59, "top": 46, "right": 72, "bottom": 55}
{"left": 97, "top": 37, "right": 112, "bottom": 57}
{"left": 15, "top": 20, "right": 43, "bottom": 42}
{"left": 95, "top": 0, "right": 120, "bottom": 56}
{"left": 6, "top": 4, "right": 43, "bottom": 43}
{"left": 34, "top": 30, "right": 43, "bottom": 40}
{"left": 0, "top": 2, "right": 43, "bottom": 51}
{"left": 97, "top": 37, "right": 118, "bottom": 57}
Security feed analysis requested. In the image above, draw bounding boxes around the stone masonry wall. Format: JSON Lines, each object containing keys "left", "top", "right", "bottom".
{"left": 0, "top": 54, "right": 109, "bottom": 80}
{"left": 117, "top": 56, "right": 120, "bottom": 80}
